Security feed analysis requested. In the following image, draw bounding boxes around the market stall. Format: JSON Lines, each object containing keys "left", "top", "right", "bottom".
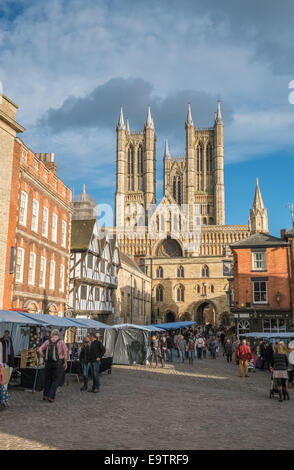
{"left": 104, "top": 323, "right": 164, "bottom": 365}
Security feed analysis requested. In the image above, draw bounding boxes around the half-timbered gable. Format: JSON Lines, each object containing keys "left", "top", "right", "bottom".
{"left": 69, "top": 219, "right": 119, "bottom": 323}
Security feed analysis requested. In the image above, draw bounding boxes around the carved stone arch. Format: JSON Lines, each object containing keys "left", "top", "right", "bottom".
{"left": 47, "top": 303, "right": 58, "bottom": 315}
{"left": 23, "top": 299, "right": 39, "bottom": 314}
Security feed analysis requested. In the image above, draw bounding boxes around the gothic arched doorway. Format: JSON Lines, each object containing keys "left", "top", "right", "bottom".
{"left": 165, "top": 311, "right": 176, "bottom": 323}
{"left": 195, "top": 302, "right": 216, "bottom": 325}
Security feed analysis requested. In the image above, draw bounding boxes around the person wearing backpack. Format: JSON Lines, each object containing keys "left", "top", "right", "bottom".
{"left": 38, "top": 329, "right": 68, "bottom": 402}
{"left": 88, "top": 332, "right": 106, "bottom": 393}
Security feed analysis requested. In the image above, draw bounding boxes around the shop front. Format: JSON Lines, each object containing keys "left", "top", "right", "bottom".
{"left": 232, "top": 309, "right": 293, "bottom": 337}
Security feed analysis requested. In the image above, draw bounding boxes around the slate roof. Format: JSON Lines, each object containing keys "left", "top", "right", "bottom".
{"left": 120, "top": 252, "right": 145, "bottom": 274}
{"left": 230, "top": 232, "right": 290, "bottom": 249}
{"left": 71, "top": 219, "right": 95, "bottom": 251}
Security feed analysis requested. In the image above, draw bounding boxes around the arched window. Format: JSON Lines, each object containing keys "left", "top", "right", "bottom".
{"left": 197, "top": 285, "right": 200, "bottom": 294}
{"left": 176, "top": 285, "right": 184, "bottom": 302}
{"left": 128, "top": 146, "right": 134, "bottom": 175}
{"left": 206, "top": 143, "right": 213, "bottom": 172}
{"left": 196, "top": 144, "right": 203, "bottom": 172}
{"left": 211, "top": 285, "right": 214, "bottom": 293}
{"left": 128, "top": 146, "right": 134, "bottom": 191}
{"left": 203, "top": 217, "right": 207, "bottom": 225}
{"left": 173, "top": 175, "right": 182, "bottom": 205}
{"left": 137, "top": 145, "right": 143, "bottom": 175}
{"left": 156, "top": 266, "right": 163, "bottom": 279}
{"left": 156, "top": 285, "right": 163, "bottom": 302}
{"left": 201, "top": 265, "right": 209, "bottom": 278}
{"left": 177, "top": 266, "right": 184, "bottom": 278}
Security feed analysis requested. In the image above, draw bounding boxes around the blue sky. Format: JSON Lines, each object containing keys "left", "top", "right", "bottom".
{"left": 1, "top": 0, "right": 294, "bottom": 235}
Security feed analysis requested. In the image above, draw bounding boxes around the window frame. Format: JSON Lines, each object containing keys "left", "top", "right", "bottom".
{"left": 42, "top": 206, "right": 49, "bottom": 238}
{"left": 49, "top": 259, "right": 56, "bottom": 290}
{"left": 28, "top": 252, "right": 36, "bottom": 286}
{"left": 51, "top": 213, "right": 58, "bottom": 243}
{"left": 19, "top": 191, "right": 28, "bottom": 226}
{"left": 252, "top": 280, "right": 268, "bottom": 304}
{"left": 15, "top": 247, "right": 25, "bottom": 283}
{"left": 39, "top": 256, "right": 47, "bottom": 288}
{"left": 31, "top": 199, "right": 39, "bottom": 233}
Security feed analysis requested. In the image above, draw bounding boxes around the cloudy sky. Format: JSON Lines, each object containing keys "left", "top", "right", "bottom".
{"left": 1, "top": 0, "right": 294, "bottom": 234}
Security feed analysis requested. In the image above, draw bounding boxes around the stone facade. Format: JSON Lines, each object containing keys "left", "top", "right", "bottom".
{"left": 113, "top": 103, "right": 269, "bottom": 326}
{"left": 115, "top": 252, "right": 151, "bottom": 325}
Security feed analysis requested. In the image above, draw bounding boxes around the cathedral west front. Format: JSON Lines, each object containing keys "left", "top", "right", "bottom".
{"left": 114, "top": 102, "right": 269, "bottom": 326}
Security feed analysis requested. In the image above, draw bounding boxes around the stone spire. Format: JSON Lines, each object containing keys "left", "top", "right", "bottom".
{"left": 186, "top": 103, "right": 194, "bottom": 127}
{"left": 145, "top": 106, "right": 154, "bottom": 129}
{"left": 117, "top": 106, "right": 125, "bottom": 130}
{"left": 126, "top": 119, "right": 130, "bottom": 134}
{"left": 249, "top": 178, "right": 269, "bottom": 233}
{"left": 216, "top": 101, "right": 223, "bottom": 123}
{"left": 81, "top": 184, "right": 86, "bottom": 201}
{"left": 164, "top": 139, "right": 171, "bottom": 159}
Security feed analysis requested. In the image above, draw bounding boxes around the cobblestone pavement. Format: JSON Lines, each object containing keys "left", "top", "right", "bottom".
{"left": 1, "top": 354, "right": 294, "bottom": 450}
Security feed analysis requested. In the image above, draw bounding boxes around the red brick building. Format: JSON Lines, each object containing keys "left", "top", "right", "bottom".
{"left": 230, "top": 232, "right": 292, "bottom": 335}
{"left": 0, "top": 94, "right": 72, "bottom": 315}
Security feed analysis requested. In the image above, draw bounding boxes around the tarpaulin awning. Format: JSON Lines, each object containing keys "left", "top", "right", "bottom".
{"left": 20, "top": 312, "right": 86, "bottom": 328}
{"left": 0, "top": 310, "right": 45, "bottom": 326}
{"left": 70, "top": 318, "right": 112, "bottom": 329}
{"left": 148, "top": 321, "right": 196, "bottom": 330}
{"left": 110, "top": 323, "right": 164, "bottom": 332}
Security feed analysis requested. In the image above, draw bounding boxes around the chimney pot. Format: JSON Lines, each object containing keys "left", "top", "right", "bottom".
{"left": 50, "top": 152, "right": 55, "bottom": 162}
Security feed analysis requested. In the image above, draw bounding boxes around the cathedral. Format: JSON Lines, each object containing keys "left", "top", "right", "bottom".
{"left": 114, "top": 103, "right": 269, "bottom": 326}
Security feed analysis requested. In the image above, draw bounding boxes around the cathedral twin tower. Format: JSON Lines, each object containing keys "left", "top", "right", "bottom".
{"left": 115, "top": 103, "right": 225, "bottom": 231}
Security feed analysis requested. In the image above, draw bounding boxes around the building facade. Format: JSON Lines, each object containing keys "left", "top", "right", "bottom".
{"left": 114, "top": 104, "right": 266, "bottom": 325}
{"left": 0, "top": 94, "right": 72, "bottom": 315}
{"left": 230, "top": 232, "right": 292, "bottom": 335}
{"left": 69, "top": 192, "right": 120, "bottom": 323}
{"left": 115, "top": 252, "right": 152, "bottom": 325}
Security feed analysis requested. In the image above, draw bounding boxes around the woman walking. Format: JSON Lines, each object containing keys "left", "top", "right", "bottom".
{"left": 79, "top": 337, "right": 91, "bottom": 391}
{"left": 187, "top": 337, "right": 195, "bottom": 364}
{"left": 270, "top": 343, "right": 290, "bottom": 402}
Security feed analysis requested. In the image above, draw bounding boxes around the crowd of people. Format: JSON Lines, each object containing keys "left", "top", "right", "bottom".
{"left": 147, "top": 324, "right": 294, "bottom": 402}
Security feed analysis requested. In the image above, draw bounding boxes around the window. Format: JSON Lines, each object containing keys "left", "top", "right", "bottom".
{"left": 52, "top": 213, "right": 58, "bottom": 243}
{"left": 211, "top": 285, "right": 214, "bottom": 293}
{"left": 42, "top": 207, "right": 49, "bottom": 237}
{"left": 61, "top": 220, "right": 67, "bottom": 248}
{"left": 253, "top": 281, "right": 267, "bottom": 304}
{"left": 156, "top": 266, "right": 163, "bottom": 278}
{"left": 31, "top": 199, "right": 39, "bottom": 232}
{"left": 49, "top": 260, "right": 56, "bottom": 290}
{"left": 252, "top": 251, "right": 266, "bottom": 271}
{"left": 100, "top": 261, "right": 105, "bottom": 273}
{"left": 156, "top": 285, "right": 163, "bottom": 302}
{"left": 81, "top": 285, "right": 87, "bottom": 300}
{"left": 177, "top": 285, "right": 184, "bottom": 302}
{"left": 87, "top": 253, "right": 93, "bottom": 269}
{"left": 95, "top": 287, "right": 100, "bottom": 301}
{"left": 197, "top": 285, "right": 200, "bottom": 294}
{"left": 19, "top": 191, "right": 28, "bottom": 226}
{"left": 206, "top": 143, "right": 213, "bottom": 172}
{"left": 201, "top": 265, "right": 209, "bottom": 277}
{"left": 16, "top": 248, "right": 24, "bottom": 283}
{"left": 263, "top": 319, "right": 286, "bottom": 333}
{"left": 39, "top": 256, "right": 47, "bottom": 288}
{"left": 137, "top": 146, "right": 143, "bottom": 175}
{"left": 28, "top": 252, "right": 36, "bottom": 286}
{"left": 177, "top": 266, "right": 184, "bottom": 278}
{"left": 59, "top": 264, "right": 65, "bottom": 292}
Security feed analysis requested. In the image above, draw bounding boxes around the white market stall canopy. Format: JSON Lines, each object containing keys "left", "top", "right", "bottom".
{"left": 0, "top": 310, "right": 45, "bottom": 325}
{"left": 0, "top": 311, "right": 111, "bottom": 329}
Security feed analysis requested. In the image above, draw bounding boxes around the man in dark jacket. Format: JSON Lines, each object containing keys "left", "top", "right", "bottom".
{"left": 88, "top": 332, "right": 106, "bottom": 393}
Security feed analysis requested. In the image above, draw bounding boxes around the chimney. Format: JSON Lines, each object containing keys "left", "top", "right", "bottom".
{"left": 45, "top": 151, "right": 57, "bottom": 175}
{"left": 281, "top": 229, "right": 286, "bottom": 240}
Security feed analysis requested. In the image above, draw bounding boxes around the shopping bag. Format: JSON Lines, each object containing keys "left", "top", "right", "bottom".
{"left": 0, "top": 367, "right": 13, "bottom": 385}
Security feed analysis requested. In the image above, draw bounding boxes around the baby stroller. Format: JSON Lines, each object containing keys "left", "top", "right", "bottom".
{"left": 269, "top": 373, "right": 280, "bottom": 399}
